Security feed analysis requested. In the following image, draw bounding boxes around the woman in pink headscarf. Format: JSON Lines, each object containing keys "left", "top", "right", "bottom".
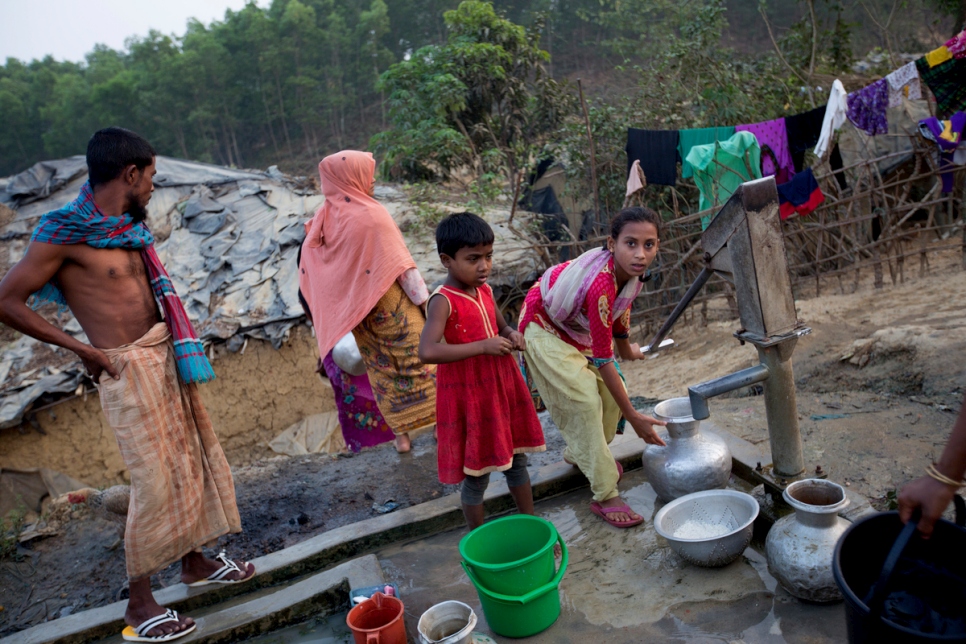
{"left": 299, "top": 151, "right": 436, "bottom": 453}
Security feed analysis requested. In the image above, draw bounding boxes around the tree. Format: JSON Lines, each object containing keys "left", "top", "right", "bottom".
{"left": 372, "top": 0, "right": 574, "bottom": 187}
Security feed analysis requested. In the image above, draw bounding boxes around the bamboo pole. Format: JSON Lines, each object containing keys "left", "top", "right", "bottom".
{"left": 577, "top": 79, "right": 600, "bottom": 228}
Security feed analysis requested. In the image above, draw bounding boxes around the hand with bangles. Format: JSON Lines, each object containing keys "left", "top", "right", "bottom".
{"left": 898, "top": 392, "right": 966, "bottom": 538}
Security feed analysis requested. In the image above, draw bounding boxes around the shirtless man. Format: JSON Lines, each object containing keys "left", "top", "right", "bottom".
{"left": 0, "top": 128, "right": 253, "bottom": 641}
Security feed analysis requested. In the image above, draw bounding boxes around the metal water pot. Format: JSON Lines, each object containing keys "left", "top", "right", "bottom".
{"left": 765, "top": 478, "right": 850, "bottom": 603}
{"left": 332, "top": 332, "right": 367, "bottom": 376}
{"left": 642, "top": 397, "right": 732, "bottom": 503}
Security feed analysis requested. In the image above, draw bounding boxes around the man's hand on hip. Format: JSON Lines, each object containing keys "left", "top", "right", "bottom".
{"left": 80, "top": 345, "right": 120, "bottom": 381}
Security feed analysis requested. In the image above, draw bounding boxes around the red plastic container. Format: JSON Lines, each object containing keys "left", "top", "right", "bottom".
{"left": 346, "top": 592, "right": 407, "bottom": 644}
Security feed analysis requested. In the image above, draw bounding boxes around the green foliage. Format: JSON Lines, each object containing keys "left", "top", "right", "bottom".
{"left": 403, "top": 181, "right": 449, "bottom": 231}
{"left": 550, "top": 0, "right": 811, "bottom": 222}
{"left": 0, "top": 0, "right": 956, "bottom": 182}
{"left": 372, "top": 1, "right": 575, "bottom": 187}
{"left": 830, "top": 5, "right": 856, "bottom": 72}
{"left": 769, "top": 0, "right": 858, "bottom": 75}
{"left": 886, "top": 488, "right": 899, "bottom": 511}
{"left": 0, "top": 0, "right": 400, "bottom": 175}
{"left": 1, "top": 501, "right": 26, "bottom": 561}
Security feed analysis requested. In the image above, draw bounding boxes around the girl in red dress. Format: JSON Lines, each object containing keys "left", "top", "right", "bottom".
{"left": 419, "top": 212, "right": 546, "bottom": 530}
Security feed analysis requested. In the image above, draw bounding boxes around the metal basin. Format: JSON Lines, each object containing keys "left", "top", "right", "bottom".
{"left": 653, "top": 489, "right": 760, "bottom": 567}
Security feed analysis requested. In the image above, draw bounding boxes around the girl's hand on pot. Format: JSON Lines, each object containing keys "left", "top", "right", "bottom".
{"left": 629, "top": 412, "right": 666, "bottom": 446}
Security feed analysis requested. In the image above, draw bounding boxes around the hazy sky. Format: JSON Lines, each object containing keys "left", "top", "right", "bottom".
{"left": 0, "top": 0, "right": 260, "bottom": 64}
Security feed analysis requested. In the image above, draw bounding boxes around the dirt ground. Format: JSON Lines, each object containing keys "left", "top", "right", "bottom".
{"left": 0, "top": 327, "right": 338, "bottom": 487}
{"left": 2, "top": 254, "right": 965, "bottom": 637}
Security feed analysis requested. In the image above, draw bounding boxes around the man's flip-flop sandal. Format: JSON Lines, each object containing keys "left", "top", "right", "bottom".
{"left": 186, "top": 551, "right": 255, "bottom": 587}
{"left": 564, "top": 459, "right": 623, "bottom": 483}
{"left": 590, "top": 501, "right": 644, "bottom": 528}
{"left": 121, "top": 609, "right": 196, "bottom": 642}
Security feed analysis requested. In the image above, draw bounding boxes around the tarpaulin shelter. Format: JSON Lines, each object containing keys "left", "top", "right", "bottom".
{"left": 0, "top": 156, "right": 542, "bottom": 431}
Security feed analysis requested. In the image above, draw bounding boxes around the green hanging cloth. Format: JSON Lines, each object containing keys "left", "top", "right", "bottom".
{"left": 677, "top": 126, "right": 736, "bottom": 179}
{"left": 686, "top": 131, "right": 762, "bottom": 228}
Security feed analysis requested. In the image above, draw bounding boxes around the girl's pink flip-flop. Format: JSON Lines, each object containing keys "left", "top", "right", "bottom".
{"left": 590, "top": 501, "right": 644, "bottom": 528}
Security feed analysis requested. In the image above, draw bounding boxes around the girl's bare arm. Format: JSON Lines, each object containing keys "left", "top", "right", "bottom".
{"left": 418, "top": 294, "right": 511, "bottom": 364}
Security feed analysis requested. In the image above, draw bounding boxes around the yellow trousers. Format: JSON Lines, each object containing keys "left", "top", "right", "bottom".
{"left": 523, "top": 324, "right": 623, "bottom": 502}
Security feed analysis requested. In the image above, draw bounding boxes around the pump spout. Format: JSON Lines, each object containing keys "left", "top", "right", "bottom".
{"left": 688, "top": 363, "right": 770, "bottom": 420}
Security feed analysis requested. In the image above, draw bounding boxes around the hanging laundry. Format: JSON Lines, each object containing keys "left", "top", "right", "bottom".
{"left": 815, "top": 80, "right": 849, "bottom": 158}
{"left": 886, "top": 62, "right": 922, "bottom": 107}
{"left": 678, "top": 126, "right": 736, "bottom": 179}
{"left": 685, "top": 131, "right": 762, "bottom": 228}
{"left": 736, "top": 118, "right": 795, "bottom": 183}
{"left": 829, "top": 145, "right": 848, "bottom": 191}
{"left": 925, "top": 45, "right": 953, "bottom": 68}
{"left": 625, "top": 159, "right": 646, "bottom": 200}
{"left": 847, "top": 79, "right": 889, "bottom": 136}
{"left": 625, "top": 128, "right": 679, "bottom": 187}
{"left": 946, "top": 30, "right": 966, "bottom": 59}
{"left": 839, "top": 98, "right": 931, "bottom": 179}
{"left": 918, "top": 113, "right": 966, "bottom": 193}
{"left": 916, "top": 56, "right": 966, "bottom": 118}
{"left": 777, "top": 168, "right": 824, "bottom": 220}
{"left": 918, "top": 113, "right": 966, "bottom": 149}
{"left": 785, "top": 105, "right": 826, "bottom": 172}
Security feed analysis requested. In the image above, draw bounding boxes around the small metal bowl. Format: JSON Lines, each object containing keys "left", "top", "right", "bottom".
{"left": 653, "top": 489, "right": 760, "bottom": 567}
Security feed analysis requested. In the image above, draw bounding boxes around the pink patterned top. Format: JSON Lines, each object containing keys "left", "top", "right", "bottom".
{"left": 946, "top": 30, "right": 966, "bottom": 59}
{"left": 518, "top": 255, "right": 631, "bottom": 363}
{"left": 397, "top": 267, "right": 429, "bottom": 305}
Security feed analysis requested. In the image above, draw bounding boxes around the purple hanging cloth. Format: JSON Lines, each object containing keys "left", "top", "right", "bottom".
{"left": 847, "top": 79, "right": 889, "bottom": 136}
{"left": 735, "top": 118, "right": 796, "bottom": 184}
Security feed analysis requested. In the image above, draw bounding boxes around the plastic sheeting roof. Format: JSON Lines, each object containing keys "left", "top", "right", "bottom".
{"left": 0, "top": 156, "right": 541, "bottom": 429}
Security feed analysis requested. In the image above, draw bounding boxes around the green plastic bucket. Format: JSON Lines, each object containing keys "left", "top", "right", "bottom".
{"left": 462, "top": 535, "right": 568, "bottom": 638}
{"left": 459, "top": 515, "right": 558, "bottom": 596}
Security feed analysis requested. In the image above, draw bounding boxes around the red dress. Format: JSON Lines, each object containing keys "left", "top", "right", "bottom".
{"left": 433, "top": 284, "right": 546, "bottom": 484}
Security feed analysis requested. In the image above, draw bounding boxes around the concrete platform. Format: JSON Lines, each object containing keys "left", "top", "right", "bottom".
{"left": 4, "top": 428, "right": 864, "bottom": 644}
{"left": 3, "top": 433, "right": 651, "bottom": 644}
{"left": 3, "top": 555, "right": 383, "bottom": 644}
{"left": 377, "top": 468, "right": 850, "bottom": 644}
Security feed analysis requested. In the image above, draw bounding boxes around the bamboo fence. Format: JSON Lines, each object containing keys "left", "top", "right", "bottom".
{"left": 511, "top": 134, "right": 965, "bottom": 335}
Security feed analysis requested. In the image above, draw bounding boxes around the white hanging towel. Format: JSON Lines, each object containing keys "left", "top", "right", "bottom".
{"left": 815, "top": 80, "right": 849, "bottom": 159}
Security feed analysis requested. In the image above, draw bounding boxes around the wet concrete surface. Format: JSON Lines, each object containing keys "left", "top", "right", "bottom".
{"left": 377, "top": 468, "right": 848, "bottom": 643}
{"left": 236, "top": 612, "right": 353, "bottom": 644}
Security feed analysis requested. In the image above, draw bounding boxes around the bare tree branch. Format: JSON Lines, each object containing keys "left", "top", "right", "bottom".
{"left": 758, "top": 2, "right": 815, "bottom": 106}
{"left": 858, "top": 0, "right": 901, "bottom": 68}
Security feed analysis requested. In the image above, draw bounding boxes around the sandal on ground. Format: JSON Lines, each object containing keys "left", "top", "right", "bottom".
{"left": 564, "top": 458, "right": 623, "bottom": 483}
{"left": 121, "top": 609, "right": 196, "bottom": 642}
{"left": 590, "top": 501, "right": 644, "bottom": 528}
{"left": 186, "top": 551, "right": 255, "bottom": 587}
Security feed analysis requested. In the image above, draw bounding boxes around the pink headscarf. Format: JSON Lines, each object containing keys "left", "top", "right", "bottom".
{"left": 299, "top": 151, "right": 417, "bottom": 359}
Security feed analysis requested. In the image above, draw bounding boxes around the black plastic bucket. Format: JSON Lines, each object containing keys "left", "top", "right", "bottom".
{"left": 833, "top": 498, "right": 966, "bottom": 643}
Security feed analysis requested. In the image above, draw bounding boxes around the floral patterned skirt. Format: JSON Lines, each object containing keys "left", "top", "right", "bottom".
{"left": 322, "top": 352, "right": 395, "bottom": 452}
{"left": 353, "top": 282, "right": 437, "bottom": 435}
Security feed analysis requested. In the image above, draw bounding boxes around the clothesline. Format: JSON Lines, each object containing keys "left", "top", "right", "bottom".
{"left": 624, "top": 28, "right": 966, "bottom": 223}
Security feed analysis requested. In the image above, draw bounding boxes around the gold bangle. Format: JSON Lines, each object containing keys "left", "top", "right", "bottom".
{"left": 926, "top": 463, "right": 965, "bottom": 488}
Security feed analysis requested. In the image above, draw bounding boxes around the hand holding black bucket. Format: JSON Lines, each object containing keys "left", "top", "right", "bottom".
{"left": 833, "top": 496, "right": 966, "bottom": 643}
